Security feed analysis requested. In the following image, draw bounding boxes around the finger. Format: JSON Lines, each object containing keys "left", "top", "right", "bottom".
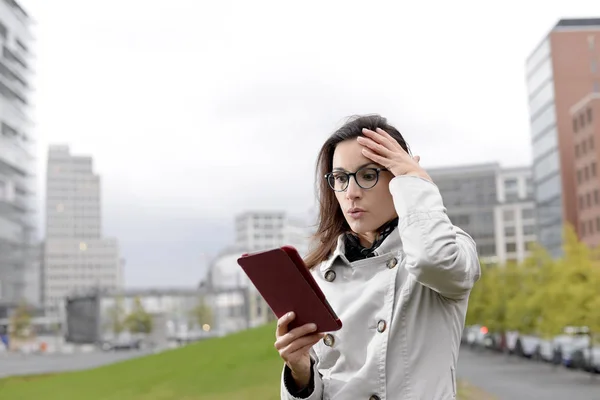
{"left": 361, "top": 148, "right": 389, "bottom": 167}
{"left": 275, "top": 323, "right": 318, "bottom": 349}
{"left": 375, "top": 128, "right": 408, "bottom": 153}
{"left": 362, "top": 128, "right": 397, "bottom": 152}
{"left": 279, "top": 333, "right": 324, "bottom": 357}
{"left": 276, "top": 312, "right": 295, "bottom": 338}
{"left": 413, "top": 155, "right": 421, "bottom": 164}
{"left": 356, "top": 136, "right": 394, "bottom": 158}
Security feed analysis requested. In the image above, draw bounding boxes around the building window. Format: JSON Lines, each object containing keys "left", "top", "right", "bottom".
{"left": 593, "top": 162, "right": 597, "bottom": 177}
{"left": 580, "top": 113, "right": 586, "bottom": 128}
{"left": 596, "top": 189, "right": 600, "bottom": 204}
{"left": 506, "top": 242, "right": 517, "bottom": 253}
{"left": 596, "top": 217, "right": 600, "bottom": 232}
{"left": 588, "top": 108, "right": 593, "bottom": 124}
{"left": 587, "top": 192, "right": 592, "bottom": 207}
{"left": 522, "top": 208, "right": 535, "bottom": 220}
{"left": 580, "top": 195, "right": 585, "bottom": 209}
{"left": 589, "top": 220, "right": 594, "bottom": 234}
{"left": 505, "top": 226, "right": 516, "bottom": 236}
{"left": 578, "top": 169, "right": 582, "bottom": 183}
{"left": 581, "top": 221, "right": 586, "bottom": 236}
{"left": 574, "top": 118, "right": 579, "bottom": 133}
{"left": 583, "top": 140, "right": 588, "bottom": 154}
{"left": 504, "top": 179, "right": 518, "bottom": 190}
{"left": 585, "top": 166, "right": 590, "bottom": 180}
{"left": 590, "top": 136, "right": 595, "bottom": 150}
{"left": 523, "top": 224, "right": 535, "bottom": 236}
{"left": 503, "top": 209, "right": 515, "bottom": 221}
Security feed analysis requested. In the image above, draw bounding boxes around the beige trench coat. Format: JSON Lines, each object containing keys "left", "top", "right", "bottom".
{"left": 280, "top": 175, "right": 481, "bottom": 400}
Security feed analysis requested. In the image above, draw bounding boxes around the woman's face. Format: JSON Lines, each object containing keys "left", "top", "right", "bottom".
{"left": 331, "top": 138, "right": 397, "bottom": 244}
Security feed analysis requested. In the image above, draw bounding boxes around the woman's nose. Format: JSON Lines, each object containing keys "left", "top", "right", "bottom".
{"left": 345, "top": 178, "right": 362, "bottom": 199}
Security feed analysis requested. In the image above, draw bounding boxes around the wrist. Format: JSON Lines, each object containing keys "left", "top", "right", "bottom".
{"left": 290, "top": 364, "right": 311, "bottom": 388}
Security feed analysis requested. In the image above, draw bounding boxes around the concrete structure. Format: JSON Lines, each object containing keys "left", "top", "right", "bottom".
{"left": 571, "top": 93, "right": 600, "bottom": 246}
{"left": 493, "top": 167, "right": 537, "bottom": 263}
{"left": 64, "top": 287, "right": 249, "bottom": 344}
{"left": 526, "top": 18, "right": 600, "bottom": 256}
{"left": 428, "top": 163, "right": 536, "bottom": 265}
{"left": 0, "top": 0, "right": 36, "bottom": 305}
{"left": 234, "top": 211, "right": 311, "bottom": 257}
{"left": 43, "top": 146, "right": 123, "bottom": 315}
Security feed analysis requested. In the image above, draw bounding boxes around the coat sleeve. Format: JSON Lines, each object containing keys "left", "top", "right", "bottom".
{"left": 280, "top": 350, "right": 323, "bottom": 400}
{"left": 389, "top": 175, "right": 481, "bottom": 300}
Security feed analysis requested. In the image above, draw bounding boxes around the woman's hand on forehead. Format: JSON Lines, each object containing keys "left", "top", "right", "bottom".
{"left": 357, "top": 128, "right": 431, "bottom": 182}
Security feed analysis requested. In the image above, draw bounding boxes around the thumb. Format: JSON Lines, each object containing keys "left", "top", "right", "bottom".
{"left": 413, "top": 155, "right": 421, "bottom": 164}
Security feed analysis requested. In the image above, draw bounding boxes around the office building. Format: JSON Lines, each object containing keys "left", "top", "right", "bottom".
{"left": 428, "top": 163, "right": 536, "bottom": 264}
{"left": 234, "top": 211, "right": 311, "bottom": 256}
{"left": 526, "top": 18, "right": 600, "bottom": 256}
{"left": 571, "top": 93, "right": 600, "bottom": 246}
{"left": 0, "top": 0, "right": 36, "bottom": 304}
{"left": 494, "top": 167, "right": 537, "bottom": 263}
{"left": 43, "top": 146, "right": 123, "bottom": 311}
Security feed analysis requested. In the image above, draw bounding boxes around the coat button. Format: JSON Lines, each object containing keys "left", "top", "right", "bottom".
{"left": 323, "top": 334, "right": 335, "bottom": 347}
{"left": 324, "top": 270, "right": 336, "bottom": 282}
{"left": 369, "top": 395, "right": 381, "bottom": 400}
{"left": 377, "top": 320, "right": 387, "bottom": 333}
{"left": 386, "top": 257, "right": 398, "bottom": 269}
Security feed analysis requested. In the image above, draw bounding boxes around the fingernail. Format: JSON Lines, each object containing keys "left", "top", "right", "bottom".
{"left": 287, "top": 312, "right": 294, "bottom": 318}
{"left": 309, "top": 324, "right": 317, "bottom": 330}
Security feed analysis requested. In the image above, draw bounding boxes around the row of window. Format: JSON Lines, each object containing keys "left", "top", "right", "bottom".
{"left": 578, "top": 189, "right": 600, "bottom": 210}
{"left": 577, "top": 162, "right": 597, "bottom": 184}
{"left": 580, "top": 216, "right": 600, "bottom": 237}
{"left": 575, "top": 135, "right": 594, "bottom": 157}
{"left": 504, "top": 224, "right": 536, "bottom": 237}
{"left": 573, "top": 108, "right": 593, "bottom": 133}
{"left": 503, "top": 208, "right": 536, "bottom": 221}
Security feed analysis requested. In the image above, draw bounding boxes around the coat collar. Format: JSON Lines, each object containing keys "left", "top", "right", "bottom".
{"left": 319, "top": 227, "right": 402, "bottom": 273}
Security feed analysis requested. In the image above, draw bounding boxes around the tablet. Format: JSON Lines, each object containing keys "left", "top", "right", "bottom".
{"left": 237, "top": 245, "right": 342, "bottom": 332}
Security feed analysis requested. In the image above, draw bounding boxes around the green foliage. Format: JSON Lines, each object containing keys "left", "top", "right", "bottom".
{"left": 467, "top": 225, "right": 600, "bottom": 338}
{"left": 106, "top": 296, "right": 127, "bottom": 335}
{"left": 125, "top": 297, "right": 153, "bottom": 334}
{"left": 9, "top": 300, "right": 33, "bottom": 339}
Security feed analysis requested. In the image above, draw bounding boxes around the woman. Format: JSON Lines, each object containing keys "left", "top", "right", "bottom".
{"left": 274, "top": 114, "right": 480, "bottom": 400}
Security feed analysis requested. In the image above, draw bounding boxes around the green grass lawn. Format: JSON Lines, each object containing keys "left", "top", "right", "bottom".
{"left": 0, "top": 322, "right": 488, "bottom": 399}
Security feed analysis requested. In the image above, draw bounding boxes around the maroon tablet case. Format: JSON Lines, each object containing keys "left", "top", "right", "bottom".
{"left": 237, "top": 245, "right": 342, "bottom": 332}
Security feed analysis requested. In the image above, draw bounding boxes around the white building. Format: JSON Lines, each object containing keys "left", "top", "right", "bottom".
{"left": 0, "top": 0, "right": 37, "bottom": 305}
{"left": 43, "top": 146, "right": 124, "bottom": 312}
{"left": 494, "top": 167, "right": 537, "bottom": 264}
{"left": 234, "top": 211, "right": 311, "bottom": 257}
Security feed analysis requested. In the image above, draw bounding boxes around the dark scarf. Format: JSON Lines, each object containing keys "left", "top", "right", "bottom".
{"left": 344, "top": 217, "right": 399, "bottom": 262}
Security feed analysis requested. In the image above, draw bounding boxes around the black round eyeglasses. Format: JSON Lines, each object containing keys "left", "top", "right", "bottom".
{"left": 324, "top": 166, "right": 388, "bottom": 192}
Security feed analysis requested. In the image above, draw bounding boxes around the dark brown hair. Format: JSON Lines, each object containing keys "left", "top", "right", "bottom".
{"left": 304, "top": 114, "right": 411, "bottom": 270}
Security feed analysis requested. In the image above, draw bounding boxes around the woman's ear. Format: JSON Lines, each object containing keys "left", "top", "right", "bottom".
{"left": 413, "top": 155, "right": 421, "bottom": 164}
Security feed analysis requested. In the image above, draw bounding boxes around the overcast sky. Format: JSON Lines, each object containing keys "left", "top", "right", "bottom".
{"left": 19, "top": 0, "right": 599, "bottom": 287}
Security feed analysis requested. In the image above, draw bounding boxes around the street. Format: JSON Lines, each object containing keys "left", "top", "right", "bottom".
{"left": 0, "top": 350, "right": 152, "bottom": 379}
{"left": 458, "top": 347, "right": 600, "bottom": 400}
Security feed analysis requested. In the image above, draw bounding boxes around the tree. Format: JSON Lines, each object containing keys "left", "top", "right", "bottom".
{"left": 9, "top": 301, "right": 33, "bottom": 339}
{"left": 106, "top": 296, "right": 127, "bottom": 335}
{"left": 191, "top": 296, "right": 213, "bottom": 330}
{"left": 125, "top": 296, "right": 153, "bottom": 334}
